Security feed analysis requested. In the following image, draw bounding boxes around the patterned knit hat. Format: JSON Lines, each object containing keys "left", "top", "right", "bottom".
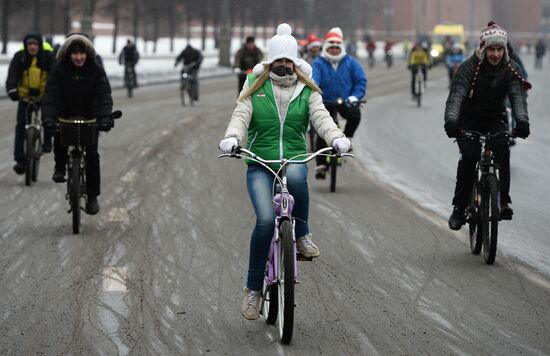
{"left": 479, "top": 21, "right": 509, "bottom": 62}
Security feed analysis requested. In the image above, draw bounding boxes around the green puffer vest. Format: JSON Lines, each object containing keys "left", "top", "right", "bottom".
{"left": 246, "top": 74, "right": 312, "bottom": 169}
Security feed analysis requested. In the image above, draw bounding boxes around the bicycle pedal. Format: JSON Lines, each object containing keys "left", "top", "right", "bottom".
{"left": 297, "top": 253, "right": 313, "bottom": 261}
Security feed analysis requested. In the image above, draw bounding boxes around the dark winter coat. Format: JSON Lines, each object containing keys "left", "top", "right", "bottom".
{"left": 175, "top": 45, "right": 203, "bottom": 69}
{"left": 42, "top": 34, "right": 113, "bottom": 121}
{"left": 444, "top": 52, "right": 528, "bottom": 129}
{"left": 233, "top": 46, "right": 263, "bottom": 71}
{"left": 5, "top": 33, "right": 56, "bottom": 96}
{"left": 119, "top": 45, "right": 140, "bottom": 66}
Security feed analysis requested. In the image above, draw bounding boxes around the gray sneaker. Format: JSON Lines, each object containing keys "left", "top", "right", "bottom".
{"left": 296, "top": 233, "right": 320, "bottom": 258}
{"left": 241, "top": 287, "right": 262, "bottom": 320}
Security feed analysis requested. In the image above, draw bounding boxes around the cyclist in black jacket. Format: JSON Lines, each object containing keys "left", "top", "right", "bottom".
{"left": 174, "top": 44, "right": 203, "bottom": 100}
{"left": 444, "top": 22, "right": 531, "bottom": 230}
{"left": 42, "top": 33, "right": 113, "bottom": 215}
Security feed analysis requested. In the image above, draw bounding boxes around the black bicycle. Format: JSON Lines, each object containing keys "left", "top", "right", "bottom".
{"left": 411, "top": 65, "right": 424, "bottom": 107}
{"left": 463, "top": 130, "right": 512, "bottom": 265}
{"left": 124, "top": 65, "right": 136, "bottom": 98}
{"left": 179, "top": 63, "right": 199, "bottom": 106}
{"left": 58, "top": 111, "right": 122, "bottom": 234}
{"left": 318, "top": 97, "right": 364, "bottom": 192}
{"left": 22, "top": 96, "right": 43, "bottom": 186}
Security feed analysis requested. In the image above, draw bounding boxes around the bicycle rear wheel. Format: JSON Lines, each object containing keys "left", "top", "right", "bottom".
{"left": 468, "top": 184, "right": 482, "bottom": 254}
{"left": 330, "top": 155, "right": 337, "bottom": 192}
{"left": 416, "top": 77, "right": 422, "bottom": 107}
{"left": 70, "top": 153, "right": 81, "bottom": 234}
{"left": 278, "top": 219, "right": 295, "bottom": 344}
{"left": 482, "top": 176, "right": 499, "bottom": 265}
{"left": 262, "top": 280, "right": 278, "bottom": 325}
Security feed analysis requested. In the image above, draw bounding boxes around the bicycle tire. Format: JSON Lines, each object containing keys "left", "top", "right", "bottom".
{"left": 24, "top": 128, "right": 38, "bottom": 186}
{"left": 330, "top": 155, "right": 337, "bottom": 192}
{"left": 262, "top": 280, "right": 278, "bottom": 325}
{"left": 468, "top": 184, "right": 482, "bottom": 254}
{"left": 127, "top": 85, "right": 133, "bottom": 98}
{"left": 180, "top": 80, "right": 186, "bottom": 106}
{"left": 188, "top": 81, "right": 196, "bottom": 106}
{"left": 483, "top": 175, "right": 499, "bottom": 265}
{"left": 70, "top": 153, "right": 81, "bottom": 234}
{"left": 278, "top": 219, "right": 294, "bottom": 344}
{"left": 416, "top": 77, "right": 422, "bottom": 107}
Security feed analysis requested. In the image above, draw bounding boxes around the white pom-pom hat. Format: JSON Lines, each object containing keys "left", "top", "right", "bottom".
{"left": 253, "top": 23, "right": 312, "bottom": 77}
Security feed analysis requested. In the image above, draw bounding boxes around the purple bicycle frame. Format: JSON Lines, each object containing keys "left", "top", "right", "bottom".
{"left": 264, "top": 190, "right": 298, "bottom": 286}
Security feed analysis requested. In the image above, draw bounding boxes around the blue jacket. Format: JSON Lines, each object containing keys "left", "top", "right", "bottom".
{"left": 446, "top": 53, "right": 464, "bottom": 68}
{"left": 312, "top": 55, "right": 367, "bottom": 102}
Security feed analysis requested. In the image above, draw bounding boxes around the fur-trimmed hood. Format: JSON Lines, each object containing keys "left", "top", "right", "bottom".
{"left": 57, "top": 34, "right": 96, "bottom": 62}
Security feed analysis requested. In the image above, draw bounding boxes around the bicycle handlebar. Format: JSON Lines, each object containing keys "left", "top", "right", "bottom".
{"left": 460, "top": 130, "right": 516, "bottom": 140}
{"left": 323, "top": 97, "right": 367, "bottom": 107}
{"left": 227, "top": 146, "right": 354, "bottom": 164}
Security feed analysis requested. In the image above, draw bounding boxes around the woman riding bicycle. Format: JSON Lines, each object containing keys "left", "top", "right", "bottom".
{"left": 218, "top": 23, "right": 350, "bottom": 320}
{"left": 42, "top": 33, "right": 114, "bottom": 215}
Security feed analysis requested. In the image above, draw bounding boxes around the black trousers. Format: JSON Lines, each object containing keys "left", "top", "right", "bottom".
{"left": 315, "top": 103, "right": 361, "bottom": 166}
{"left": 53, "top": 131, "right": 101, "bottom": 197}
{"left": 14, "top": 101, "right": 52, "bottom": 162}
{"left": 452, "top": 121, "right": 511, "bottom": 208}
{"left": 237, "top": 73, "right": 247, "bottom": 94}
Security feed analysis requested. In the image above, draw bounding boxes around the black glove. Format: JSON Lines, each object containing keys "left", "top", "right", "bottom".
{"left": 97, "top": 117, "right": 113, "bottom": 132}
{"left": 514, "top": 120, "right": 530, "bottom": 138}
{"left": 8, "top": 91, "right": 19, "bottom": 102}
{"left": 444, "top": 121, "right": 463, "bottom": 138}
{"left": 42, "top": 117, "right": 56, "bottom": 132}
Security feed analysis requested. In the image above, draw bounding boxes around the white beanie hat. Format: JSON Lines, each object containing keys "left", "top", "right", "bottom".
{"left": 252, "top": 23, "right": 312, "bottom": 77}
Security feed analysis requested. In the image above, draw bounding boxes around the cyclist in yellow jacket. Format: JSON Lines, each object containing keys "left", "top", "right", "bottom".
{"left": 407, "top": 43, "right": 431, "bottom": 98}
{"left": 6, "top": 33, "right": 55, "bottom": 175}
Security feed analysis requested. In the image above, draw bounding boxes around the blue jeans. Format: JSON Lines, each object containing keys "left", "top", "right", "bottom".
{"left": 245, "top": 164, "right": 309, "bottom": 290}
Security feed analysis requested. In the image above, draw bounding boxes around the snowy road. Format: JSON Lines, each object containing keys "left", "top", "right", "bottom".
{"left": 1, "top": 61, "right": 550, "bottom": 355}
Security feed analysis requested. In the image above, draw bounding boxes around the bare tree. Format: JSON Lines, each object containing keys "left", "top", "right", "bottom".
{"left": 1, "top": 0, "right": 10, "bottom": 54}
{"left": 167, "top": 0, "right": 175, "bottom": 52}
{"left": 63, "top": 0, "right": 72, "bottom": 35}
{"left": 111, "top": 0, "right": 120, "bottom": 53}
{"left": 218, "top": 0, "right": 230, "bottom": 66}
{"left": 81, "top": 0, "right": 95, "bottom": 36}
{"left": 132, "top": 0, "right": 139, "bottom": 42}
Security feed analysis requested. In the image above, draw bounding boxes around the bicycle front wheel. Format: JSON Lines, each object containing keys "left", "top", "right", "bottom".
{"left": 482, "top": 175, "right": 499, "bottom": 265}
{"left": 330, "top": 155, "right": 338, "bottom": 192}
{"left": 278, "top": 219, "right": 295, "bottom": 344}
{"left": 180, "top": 80, "right": 186, "bottom": 106}
{"left": 70, "top": 153, "right": 81, "bottom": 234}
{"left": 416, "top": 78, "right": 422, "bottom": 107}
{"left": 25, "top": 128, "right": 39, "bottom": 186}
{"left": 468, "top": 184, "right": 482, "bottom": 254}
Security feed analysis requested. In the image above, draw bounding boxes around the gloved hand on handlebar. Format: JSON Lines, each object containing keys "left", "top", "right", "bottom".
{"left": 98, "top": 117, "right": 113, "bottom": 132}
{"left": 219, "top": 137, "right": 238, "bottom": 153}
{"left": 42, "top": 117, "right": 56, "bottom": 133}
{"left": 444, "top": 121, "right": 463, "bottom": 138}
{"left": 8, "top": 90, "right": 19, "bottom": 102}
{"left": 347, "top": 95, "right": 358, "bottom": 104}
{"left": 513, "top": 120, "right": 530, "bottom": 138}
{"left": 332, "top": 137, "right": 351, "bottom": 154}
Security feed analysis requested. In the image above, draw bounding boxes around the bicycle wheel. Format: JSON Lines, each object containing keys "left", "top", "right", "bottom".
{"left": 262, "top": 279, "right": 278, "bottom": 325}
{"left": 416, "top": 77, "right": 422, "bottom": 107}
{"left": 468, "top": 184, "right": 482, "bottom": 254}
{"left": 482, "top": 175, "right": 499, "bottom": 265}
{"left": 278, "top": 219, "right": 295, "bottom": 344}
{"left": 70, "top": 153, "right": 81, "bottom": 234}
{"left": 25, "top": 128, "right": 38, "bottom": 186}
{"left": 330, "top": 154, "right": 338, "bottom": 192}
{"left": 180, "top": 80, "right": 186, "bottom": 106}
